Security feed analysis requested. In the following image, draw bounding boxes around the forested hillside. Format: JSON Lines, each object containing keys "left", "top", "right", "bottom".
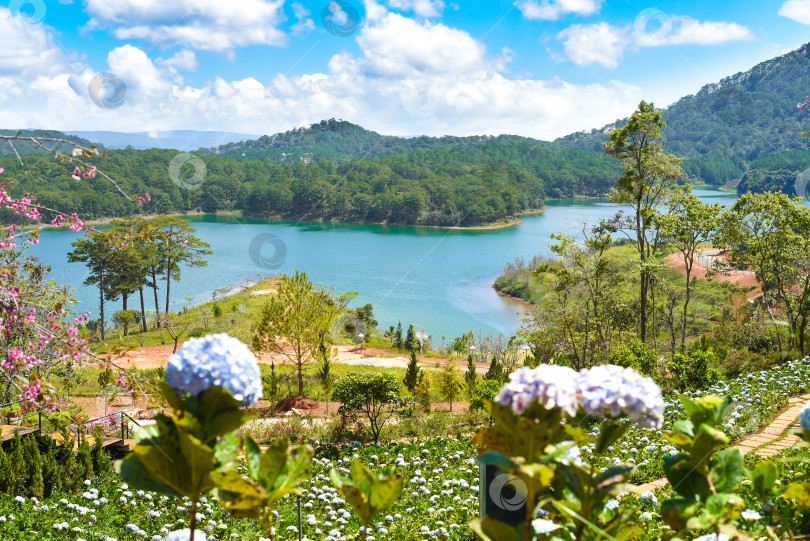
{"left": 199, "top": 118, "right": 551, "bottom": 164}
{"left": 554, "top": 42, "right": 810, "bottom": 186}
{"left": 0, "top": 130, "right": 98, "bottom": 156}
{"left": 0, "top": 135, "right": 621, "bottom": 227}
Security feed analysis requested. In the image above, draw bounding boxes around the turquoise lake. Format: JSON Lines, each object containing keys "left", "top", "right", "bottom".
{"left": 26, "top": 189, "right": 739, "bottom": 343}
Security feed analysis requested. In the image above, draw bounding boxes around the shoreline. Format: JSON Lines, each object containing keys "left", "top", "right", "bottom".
{"left": 4, "top": 208, "right": 545, "bottom": 233}
{"left": 492, "top": 283, "right": 534, "bottom": 308}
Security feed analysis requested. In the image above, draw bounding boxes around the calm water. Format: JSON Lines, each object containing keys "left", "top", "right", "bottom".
{"left": 26, "top": 189, "right": 739, "bottom": 342}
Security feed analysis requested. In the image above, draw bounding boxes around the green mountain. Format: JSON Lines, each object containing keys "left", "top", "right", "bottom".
{"left": 553, "top": 42, "right": 810, "bottom": 188}
{"left": 0, "top": 135, "right": 621, "bottom": 227}
{"left": 199, "top": 118, "right": 550, "bottom": 163}
{"left": 0, "top": 130, "right": 99, "bottom": 156}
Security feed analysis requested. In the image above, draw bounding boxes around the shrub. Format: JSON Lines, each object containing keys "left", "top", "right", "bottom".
{"left": 469, "top": 379, "right": 502, "bottom": 414}
{"left": 668, "top": 348, "right": 721, "bottom": 390}
{"left": 332, "top": 373, "right": 402, "bottom": 444}
{"left": 609, "top": 339, "right": 659, "bottom": 377}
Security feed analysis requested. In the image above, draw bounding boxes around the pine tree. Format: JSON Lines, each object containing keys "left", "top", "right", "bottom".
{"left": 484, "top": 355, "right": 503, "bottom": 381}
{"left": 415, "top": 371, "right": 431, "bottom": 412}
{"left": 23, "top": 436, "right": 43, "bottom": 498}
{"left": 439, "top": 362, "right": 465, "bottom": 413}
{"left": 11, "top": 432, "right": 25, "bottom": 495}
{"left": 0, "top": 444, "right": 12, "bottom": 494}
{"left": 394, "top": 322, "right": 403, "bottom": 349}
{"left": 405, "top": 324, "right": 418, "bottom": 353}
{"left": 464, "top": 355, "right": 477, "bottom": 398}
{"left": 403, "top": 350, "right": 421, "bottom": 394}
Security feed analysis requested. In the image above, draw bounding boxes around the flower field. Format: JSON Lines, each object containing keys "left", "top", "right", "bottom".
{"left": 3, "top": 358, "right": 810, "bottom": 540}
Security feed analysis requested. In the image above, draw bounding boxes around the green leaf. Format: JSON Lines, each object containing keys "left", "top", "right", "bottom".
{"left": 473, "top": 401, "right": 566, "bottom": 463}
{"left": 750, "top": 462, "right": 778, "bottom": 499}
{"left": 595, "top": 465, "right": 634, "bottom": 492}
{"left": 660, "top": 498, "right": 698, "bottom": 530}
{"left": 213, "top": 431, "right": 240, "bottom": 468}
{"left": 330, "top": 458, "right": 403, "bottom": 528}
{"left": 258, "top": 438, "right": 289, "bottom": 490}
{"left": 709, "top": 449, "right": 744, "bottom": 493}
{"left": 117, "top": 453, "right": 178, "bottom": 497}
{"left": 477, "top": 451, "right": 518, "bottom": 471}
{"left": 245, "top": 435, "right": 262, "bottom": 479}
{"left": 670, "top": 420, "right": 694, "bottom": 438}
{"left": 211, "top": 469, "right": 266, "bottom": 519}
{"left": 159, "top": 382, "right": 185, "bottom": 413}
{"left": 594, "top": 421, "right": 630, "bottom": 456}
{"left": 470, "top": 517, "right": 522, "bottom": 541}
{"left": 680, "top": 395, "right": 730, "bottom": 429}
{"left": 782, "top": 482, "right": 810, "bottom": 509}
{"left": 663, "top": 454, "right": 710, "bottom": 501}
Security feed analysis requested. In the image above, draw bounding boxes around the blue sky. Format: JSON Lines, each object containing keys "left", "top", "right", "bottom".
{"left": 1, "top": 0, "right": 809, "bottom": 139}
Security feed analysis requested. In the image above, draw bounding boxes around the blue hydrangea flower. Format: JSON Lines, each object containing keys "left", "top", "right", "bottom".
{"left": 800, "top": 401, "right": 810, "bottom": 432}
{"left": 495, "top": 365, "right": 579, "bottom": 415}
{"left": 165, "top": 333, "right": 262, "bottom": 406}
{"left": 577, "top": 365, "right": 664, "bottom": 428}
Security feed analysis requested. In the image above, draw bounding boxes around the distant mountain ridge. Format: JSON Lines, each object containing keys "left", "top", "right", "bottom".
{"left": 553, "top": 42, "right": 810, "bottom": 186}
{"left": 198, "top": 118, "right": 551, "bottom": 164}
{"left": 0, "top": 130, "right": 97, "bottom": 156}
{"left": 65, "top": 130, "right": 260, "bottom": 151}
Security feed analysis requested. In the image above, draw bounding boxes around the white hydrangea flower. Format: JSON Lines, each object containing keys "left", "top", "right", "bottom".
{"left": 495, "top": 365, "right": 579, "bottom": 415}
{"left": 165, "top": 333, "right": 262, "bottom": 406}
{"left": 577, "top": 365, "right": 664, "bottom": 428}
{"left": 800, "top": 401, "right": 810, "bottom": 432}
{"left": 162, "top": 530, "right": 207, "bottom": 541}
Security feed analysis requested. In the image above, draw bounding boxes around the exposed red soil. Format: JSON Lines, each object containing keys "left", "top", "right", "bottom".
{"left": 665, "top": 249, "right": 762, "bottom": 299}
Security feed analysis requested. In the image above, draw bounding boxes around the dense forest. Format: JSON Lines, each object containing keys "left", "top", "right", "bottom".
{"left": 554, "top": 42, "right": 810, "bottom": 187}
{"left": 198, "top": 118, "right": 553, "bottom": 164}
{"left": 0, "top": 130, "right": 98, "bottom": 156}
{"left": 0, "top": 135, "right": 621, "bottom": 227}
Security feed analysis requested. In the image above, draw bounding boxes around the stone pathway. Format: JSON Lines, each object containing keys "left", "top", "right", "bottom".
{"left": 638, "top": 393, "right": 810, "bottom": 493}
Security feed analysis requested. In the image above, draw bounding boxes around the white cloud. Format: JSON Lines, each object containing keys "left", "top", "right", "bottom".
{"left": 556, "top": 14, "right": 754, "bottom": 67}
{"left": 159, "top": 49, "right": 199, "bottom": 72}
{"left": 0, "top": 4, "right": 643, "bottom": 140}
{"left": 515, "top": 0, "right": 603, "bottom": 20}
{"left": 290, "top": 2, "right": 315, "bottom": 36}
{"left": 779, "top": 0, "right": 810, "bottom": 24}
{"left": 654, "top": 17, "right": 754, "bottom": 46}
{"left": 388, "top": 0, "right": 445, "bottom": 17}
{"left": 557, "top": 22, "right": 628, "bottom": 68}
{"left": 81, "top": 0, "right": 287, "bottom": 52}
{"left": 0, "top": 8, "right": 69, "bottom": 76}
{"left": 357, "top": 12, "right": 486, "bottom": 76}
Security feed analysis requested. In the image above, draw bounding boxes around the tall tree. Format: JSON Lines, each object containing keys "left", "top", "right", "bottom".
{"left": 716, "top": 191, "right": 810, "bottom": 354}
{"left": 603, "top": 100, "right": 683, "bottom": 343}
{"left": 404, "top": 324, "right": 418, "bottom": 353}
{"left": 657, "top": 189, "right": 722, "bottom": 346}
{"left": 151, "top": 216, "right": 212, "bottom": 317}
{"left": 68, "top": 232, "right": 117, "bottom": 340}
{"left": 252, "top": 271, "right": 354, "bottom": 397}
{"left": 403, "top": 350, "right": 421, "bottom": 397}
